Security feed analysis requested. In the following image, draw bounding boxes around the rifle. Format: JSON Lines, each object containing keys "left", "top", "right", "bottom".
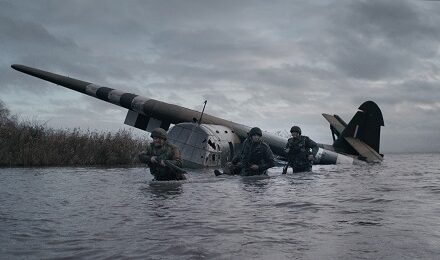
{"left": 150, "top": 160, "right": 187, "bottom": 181}
{"left": 163, "top": 160, "right": 187, "bottom": 175}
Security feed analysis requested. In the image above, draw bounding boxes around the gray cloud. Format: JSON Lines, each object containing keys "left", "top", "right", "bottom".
{"left": 324, "top": 0, "right": 440, "bottom": 80}
{"left": 1, "top": 0, "right": 440, "bottom": 153}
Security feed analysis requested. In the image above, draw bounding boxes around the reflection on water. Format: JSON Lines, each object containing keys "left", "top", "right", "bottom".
{"left": 239, "top": 175, "right": 271, "bottom": 192}
{"left": 0, "top": 154, "right": 440, "bottom": 259}
{"left": 147, "top": 181, "right": 184, "bottom": 198}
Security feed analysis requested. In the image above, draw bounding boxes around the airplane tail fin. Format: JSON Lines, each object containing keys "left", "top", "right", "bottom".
{"left": 323, "top": 101, "right": 384, "bottom": 162}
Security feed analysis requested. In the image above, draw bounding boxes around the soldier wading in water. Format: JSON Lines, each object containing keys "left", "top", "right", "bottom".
{"left": 216, "top": 127, "right": 275, "bottom": 176}
{"left": 139, "top": 128, "right": 186, "bottom": 181}
{"left": 283, "top": 126, "right": 318, "bottom": 174}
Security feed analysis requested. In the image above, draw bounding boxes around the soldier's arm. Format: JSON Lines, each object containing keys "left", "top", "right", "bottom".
{"left": 165, "top": 147, "right": 183, "bottom": 167}
{"left": 307, "top": 137, "right": 319, "bottom": 154}
{"left": 138, "top": 146, "right": 152, "bottom": 164}
{"left": 258, "top": 145, "right": 276, "bottom": 171}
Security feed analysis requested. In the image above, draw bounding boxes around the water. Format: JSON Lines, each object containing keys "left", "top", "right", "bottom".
{"left": 1, "top": 154, "right": 439, "bottom": 259}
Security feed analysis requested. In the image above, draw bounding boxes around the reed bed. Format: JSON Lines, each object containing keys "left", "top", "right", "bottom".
{"left": 0, "top": 101, "right": 148, "bottom": 167}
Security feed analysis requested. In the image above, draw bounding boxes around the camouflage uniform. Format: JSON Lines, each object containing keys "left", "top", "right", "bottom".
{"left": 139, "top": 142, "right": 185, "bottom": 181}
{"left": 285, "top": 136, "right": 317, "bottom": 173}
{"left": 240, "top": 139, "right": 275, "bottom": 176}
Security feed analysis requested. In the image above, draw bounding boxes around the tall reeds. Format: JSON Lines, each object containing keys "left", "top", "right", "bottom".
{"left": 0, "top": 101, "right": 148, "bottom": 167}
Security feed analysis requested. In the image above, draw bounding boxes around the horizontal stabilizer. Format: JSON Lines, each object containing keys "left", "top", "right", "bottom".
{"left": 322, "top": 113, "right": 346, "bottom": 136}
{"left": 344, "top": 137, "right": 383, "bottom": 163}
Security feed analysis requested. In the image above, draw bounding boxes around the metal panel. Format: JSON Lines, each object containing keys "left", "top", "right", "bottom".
{"left": 322, "top": 114, "right": 345, "bottom": 135}
{"left": 167, "top": 123, "right": 239, "bottom": 168}
{"left": 124, "top": 110, "right": 148, "bottom": 130}
{"left": 124, "top": 110, "right": 138, "bottom": 126}
{"left": 146, "top": 118, "right": 162, "bottom": 132}
{"left": 344, "top": 137, "right": 383, "bottom": 163}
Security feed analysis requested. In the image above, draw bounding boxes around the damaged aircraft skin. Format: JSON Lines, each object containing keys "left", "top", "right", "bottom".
{"left": 11, "top": 64, "right": 384, "bottom": 168}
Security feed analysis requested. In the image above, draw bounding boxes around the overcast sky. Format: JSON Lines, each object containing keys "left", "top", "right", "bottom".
{"left": 1, "top": 0, "right": 440, "bottom": 153}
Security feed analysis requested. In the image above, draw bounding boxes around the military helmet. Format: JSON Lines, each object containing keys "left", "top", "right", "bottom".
{"left": 290, "top": 126, "right": 301, "bottom": 134}
{"left": 248, "top": 127, "right": 263, "bottom": 136}
{"left": 151, "top": 128, "right": 167, "bottom": 140}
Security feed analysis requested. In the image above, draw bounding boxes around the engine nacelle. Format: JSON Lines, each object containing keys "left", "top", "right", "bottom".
{"left": 167, "top": 123, "right": 241, "bottom": 168}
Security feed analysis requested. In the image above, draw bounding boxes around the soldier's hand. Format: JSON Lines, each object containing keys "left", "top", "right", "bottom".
{"left": 308, "top": 155, "right": 314, "bottom": 161}
{"left": 284, "top": 148, "right": 290, "bottom": 153}
{"left": 151, "top": 156, "right": 158, "bottom": 164}
{"left": 250, "top": 164, "right": 259, "bottom": 171}
{"left": 160, "top": 160, "right": 166, "bottom": 166}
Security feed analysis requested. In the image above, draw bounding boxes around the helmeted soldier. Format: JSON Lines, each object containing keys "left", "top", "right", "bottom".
{"left": 139, "top": 128, "right": 185, "bottom": 181}
{"left": 225, "top": 127, "right": 275, "bottom": 176}
{"left": 283, "top": 126, "right": 318, "bottom": 173}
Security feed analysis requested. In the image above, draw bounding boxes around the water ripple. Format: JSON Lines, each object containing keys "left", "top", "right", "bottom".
{"left": 0, "top": 154, "right": 439, "bottom": 259}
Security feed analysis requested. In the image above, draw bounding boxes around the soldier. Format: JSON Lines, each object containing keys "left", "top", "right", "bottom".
{"left": 283, "top": 126, "right": 318, "bottom": 174}
{"left": 139, "top": 128, "right": 186, "bottom": 181}
{"left": 239, "top": 127, "right": 275, "bottom": 176}
{"left": 214, "top": 127, "right": 275, "bottom": 176}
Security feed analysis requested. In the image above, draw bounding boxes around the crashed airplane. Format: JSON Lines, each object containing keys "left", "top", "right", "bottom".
{"left": 12, "top": 64, "right": 384, "bottom": 168}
